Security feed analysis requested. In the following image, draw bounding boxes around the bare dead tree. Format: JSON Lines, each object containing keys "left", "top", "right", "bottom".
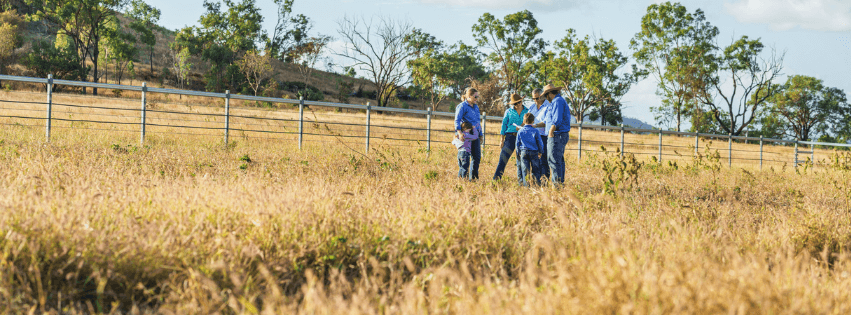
{"left": 697, "top": 38, "right": 785, "bottom": 136}
{"left": 335, "top": 15, "right": 415, "bottom": 108}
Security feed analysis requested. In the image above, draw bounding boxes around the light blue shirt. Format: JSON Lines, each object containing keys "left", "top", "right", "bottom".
{"left": 526, "top": 100, "right": 551, "bottom": 135}
{"left": 500, "top": 107, "right": 527, "bottom": 135}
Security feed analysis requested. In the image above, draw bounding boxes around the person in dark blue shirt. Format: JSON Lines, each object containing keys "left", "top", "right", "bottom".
{"left": 515, "top": 113, "right": 544, "bottom": 186}
{"left": 454, "top": 88, "right": 482, "bottom": 180}
{"left": 542, "top": 84, "right": 572, "bottom": 186}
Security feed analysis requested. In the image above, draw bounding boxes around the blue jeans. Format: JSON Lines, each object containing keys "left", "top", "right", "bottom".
{"left": 518, "top": 149, "right": 542, "bottom": 187}
{"left": 539, "top": 135, "right": 550, "bottom": 179}
{"left": 469, "top": 138, "right": 481, "bottom": 180}
{"left": 458, "top": 150, "right": 471, "bottom": 178}
{"left": 493, "top": 133, "right": 521, "bottom": 182}
{"left": 547, "top": 132, "right": 569, "bottom": 185}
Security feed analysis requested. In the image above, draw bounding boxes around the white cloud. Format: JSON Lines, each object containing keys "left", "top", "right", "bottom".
{"left": 416, "top": 0, "right": 581, "bottom": 11}
{"left": 724, "top": 0, "right": 851, "bottom": 32}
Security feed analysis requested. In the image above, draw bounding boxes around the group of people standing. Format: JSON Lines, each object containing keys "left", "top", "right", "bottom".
{"left": 454, "top": 84, "right": 572, "bottom": 186}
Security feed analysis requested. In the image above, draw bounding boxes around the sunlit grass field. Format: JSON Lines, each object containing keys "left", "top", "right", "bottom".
{"left": 2, "top": 118, "right": 851, "bottom": 314}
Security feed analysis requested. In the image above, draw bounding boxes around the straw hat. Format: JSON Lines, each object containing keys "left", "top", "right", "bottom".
{"left": 508, "top": 93, "right": 524, "bottom": 105}
{"left": 541, "top": 84, "right": 563, "bottom": 96}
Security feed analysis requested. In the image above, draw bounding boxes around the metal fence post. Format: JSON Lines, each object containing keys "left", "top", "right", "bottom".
{"left": 224, "top": 90, "right": 230, "bottom": 145}
{"left": 658, "top": 129, "right": 663, "bottom": 163}
{"left": 811, "top": 143, "right": 815, "bottom": 166}
{"left": 695, "top": 132, "right": 699, "bottom": 156}
{"left": 481, "top": 113, "right": 486, "bottom": 151}
{"left": 759, "top": 136, "right": 764, "bottom": 170}
{"left": 298, "top": 96, "right": 304, "bottom": 150}
{"left": 140, "top": 82, "right": 147, "bottom": 144}
{"left": 578, "top": 123, "right": 583, "bottom": 160}
{"left": 794, "top": 141, "right": 799, "bottom": 170}
{"left": 426, "top": 107, "right": 432, "bottom": 154}
{"left": 728, "top": 133, "right": 732, "bottom": 167}
{"left": 620, "top": 124, "right": 624, "bottom": 157}
{"left": 45, "top": 74, "right": 53, "bottom": 142}
{"left": 365, "top": 102, "right": 371, "bottom": 154}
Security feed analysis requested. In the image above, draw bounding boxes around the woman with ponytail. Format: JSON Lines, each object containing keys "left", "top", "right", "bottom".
{"left": 454, "top": 88, "right": 482, "bottom": 180}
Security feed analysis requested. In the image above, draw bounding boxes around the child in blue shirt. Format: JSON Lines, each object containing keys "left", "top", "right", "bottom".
{"left": 455, "top": 121, "right": 479, "bottom": 179}
{"left": 515, "top": 113, "right": 544, "bottom": 186}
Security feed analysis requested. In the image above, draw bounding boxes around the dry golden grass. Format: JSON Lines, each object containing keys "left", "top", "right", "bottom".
{"left": 3, "top": 91, "right": 851, "bottom": 314}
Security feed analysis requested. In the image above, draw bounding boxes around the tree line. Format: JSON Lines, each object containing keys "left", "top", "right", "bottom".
{"left": 0, "top": 0, "right": 848, "bottom": 142}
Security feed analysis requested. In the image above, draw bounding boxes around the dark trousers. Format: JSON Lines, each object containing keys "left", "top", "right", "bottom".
{"left": 492, "top": 133, "right": 521, "bottom": 182}
{"left": 518, "top": 149, "right": 542, "bottom": 186}
{"left": 458, "top": 150, "right": 471, "bottom": 178}
{"left": 539, "top": 135, "right": 550, "bottom": 179}
{"left": 547, "top": 132, "right": 569, "bottom": 185}
{"left": 459, "top": 139, "right": 481, "bottom": 180}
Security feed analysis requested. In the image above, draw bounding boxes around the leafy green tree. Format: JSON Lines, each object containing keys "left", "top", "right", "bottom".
{"left": 265, "top": 0, "right": 311, "bottom": 62}
{"left": 27, "top": 0, "right": 128, "bottom": 95}
{"left": 21, "top": 40, "right": 88, "bottom": 89}
{"left": 236, "top": 50, "right": 272, "bottom": 96}
{"left": 696, "top": 36, "right": 784, "bottom": 136}
{"left": 193, "top": 0, "right": 264, "bottom": 91}
{"left": 472, "top": 10, "right": 546, "bottom": 95}
{"left": 169, "top": 46, "right": 192, "bottom": 91}
{"left": 541, "top": 29, "right": 639, "bottom": 124}
{"left": 102, "top": 28, "right": 137, "bottom": 85}
{"left": 765, "top": 75, "right": 848, "bottom": 141}
{"left": 630, "top": 1, "right": 719, "bottom": 131}
{"left": 126, "top": 0, "right": 160, "bottom": 74}
{"left": 0, "top": 10, "right": 23, "bottom": 85}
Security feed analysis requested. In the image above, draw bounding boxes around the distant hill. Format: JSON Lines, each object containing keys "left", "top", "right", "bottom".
{"left": 572, "top": 116, "right": 656, "bottom": 130}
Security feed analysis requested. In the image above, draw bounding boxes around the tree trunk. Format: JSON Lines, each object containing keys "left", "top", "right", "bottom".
{"left": 150, "top": 47, "right": 154, "bottom": 74}
{"left": 92, "top": 47, "right": 100, "bottom": 96}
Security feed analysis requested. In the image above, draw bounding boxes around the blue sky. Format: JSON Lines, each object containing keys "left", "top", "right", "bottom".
{"left": 147, "top": 0, "right": 851, "bottom": 125}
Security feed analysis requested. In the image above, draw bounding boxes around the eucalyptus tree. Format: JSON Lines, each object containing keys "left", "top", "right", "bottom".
{"left": 472, "top": 10, "right": 546, "bottom": 95}
{"left": 28, "top": 0, "right": 128, "bottom": 95}
{"left": 630, "top": 1, "right": 719, "bottom": 131}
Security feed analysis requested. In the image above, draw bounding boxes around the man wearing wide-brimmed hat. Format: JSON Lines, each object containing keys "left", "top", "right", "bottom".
{"left": 493, "top": 93, "right": 528, "bottom": 182}
{"left": 541, "top": 84, "right": 572, "bottom": 186}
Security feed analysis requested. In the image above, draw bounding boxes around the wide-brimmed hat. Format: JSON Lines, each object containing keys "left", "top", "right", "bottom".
{"left": 541, "top": 84, "right": 563, "bottom": 96}
{"left": 508, "top": 93, "right": 524, "bottom": 105}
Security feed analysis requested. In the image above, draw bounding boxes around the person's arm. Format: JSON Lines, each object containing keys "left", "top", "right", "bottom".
{"left": 500, "top": 112, "right": 509, "bottom": 136}
{"left": 455, "top": 105, "right": 465, "bottom": 139}
{"left": 466, "top": 129, "right": 479, "bottom": 141}
{"left": 548, "top": 125, "right": 557, "bottom": 138}
{"left": 551, "top": 99, "right": 564, "bottom": 132}
{"left": 515, "top": 131, "right": 522, "bottom": 150}
{"left": 536, "top": 131, "right": 544, "bottom": 152}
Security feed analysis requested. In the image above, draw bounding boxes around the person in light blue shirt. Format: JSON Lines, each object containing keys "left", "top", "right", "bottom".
{"left": 515, "top": 113, "right": 544, "bottom": 186}
{"left": 526, "top": 88, "right": 551, "bottom": 180}
{"left": 492, "top": 93, "right": 527, "bottom": 181}
{"left": 542, "top": 84, "right": 572, "bottom": 186}
{"left": 454, "top": 88, "right": 483, "bottom": 180}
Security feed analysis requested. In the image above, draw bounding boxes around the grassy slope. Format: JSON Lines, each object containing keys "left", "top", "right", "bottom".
{"left": 9, "top": 13, "right": 461, "bottom": 112}
{"left": 1, "top": 116, "right": 851, "bottom": 313}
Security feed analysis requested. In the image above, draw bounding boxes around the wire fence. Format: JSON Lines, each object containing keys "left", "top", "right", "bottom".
{"left": 2, "top": 73, "right": 850, "bottom": 171}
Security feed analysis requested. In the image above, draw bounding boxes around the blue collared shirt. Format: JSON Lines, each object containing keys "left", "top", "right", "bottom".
{"left": 500, "top": 107, "right": 527, "bottom": 135}
{"left": 546, "top": 94, "right": 572, "bottom": 134}
{"left": 526, "top": 100, "right": 551, "bottom": 135}
{"left": 516, "top": 125, "right": 544, "bottom": 152}
{"left": 454, "top": 101, "right": 482, "bottom": 135}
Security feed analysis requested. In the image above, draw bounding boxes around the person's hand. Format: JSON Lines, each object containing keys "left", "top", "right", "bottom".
{"left": 548, "top": 130, "right": 555, "bottom": 138}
